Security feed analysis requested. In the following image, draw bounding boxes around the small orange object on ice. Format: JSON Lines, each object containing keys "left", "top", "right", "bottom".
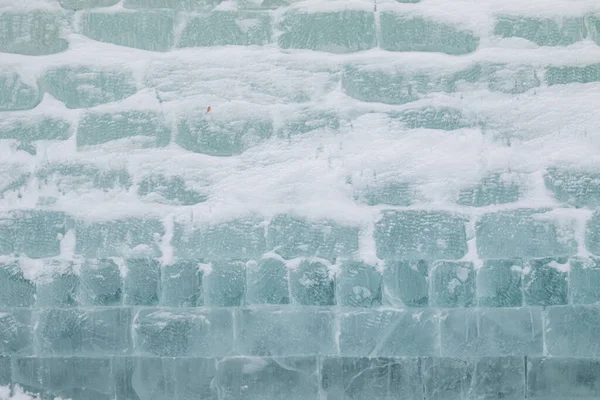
{"left": 206, "top": 106, "right": 211, "bottom": 113}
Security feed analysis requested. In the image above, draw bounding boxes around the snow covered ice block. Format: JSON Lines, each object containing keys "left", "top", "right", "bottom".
{"left": 430, "top": 261, "right": 476, "bottom": 308}
{"left": 544, "top": 167, "right": 600, "bottom": 208}
{"left": 379, "top": 13, "right": 479, "bottom": 55}
{"left": 0, "top": 114, "right": 71, "bottom": 141}
{"left": 390, "top": 107, "right": 472, "bottom": 131}
{"left": 440, "top": 308, "right": 543, "bottom": 357}
{"left": 289, "top": 259, "right": 334, "bottom": 306}
{"left": 35, "top": 308, "right": 132, "bottom": 356}
{"left": 0, "top": 70, "right": 41, "bottom": 111}
{"left": 267, "top": 214, "right": 359, "bottom": 261}
{"left": 0, "top": 260, "right": 35, "bottom": 307}
{"left": 587, "top": 211, "right": 600, "bottom": 256}
{"left": 124, "top": 258, "right": 160, "bottom": 306}
{"left": 374, "top": 210, "right": 468, "bottom": 261}
{"left": 337, "top": 261, "right": 382, "bottom": 308}
{"left": 570, "top": 257, "right": 600, "bottom": 304}
{"left": 321, "top": 357, "right": 423, "bottom": 400}
{"left": 75, "top": 218, "right": 164, "bottom": 258}
{"left": 277, "top": 108, "right": 340, "bottom": 138}
{"left": 494, "top": 15, "right": 586, "bottom": 46}
{"left": 138, "top": 174, "right": 207, "bottom": 206}
{"left": 522, "top": 258, "right": 569, "bottom": 306}
{"left": 176, "top": 111, "right": 273, "bottom": 156}
{"left": 422, "top": 357, "right": 525, "bottom": 400}
{"left": 215, "top": 357, "right": 319, "bottom": 400}
{"left": 339, "top": 309, "right": 439, "bottom": 357}
{"left": 237, "top": 308, "right": 335, "bottom": 356}
{"left": 382, "top": 260, "right": 428, "bottom": 307}
{"left": 12, "top": 357, "right": 113, "bottom": 400}
{"left": 476, "top": 259, "right": 523, "bottom": 308}
{"left": 173, "top": 217, "right": 266, "bottom": 260}
{"left": 354, "top": 181, "right": 414, "bottom": 206}
{"left": 546, "top": 64, "right": 600, "bottom": 85}
{"left": 476, "top": 209, "right": 577, "bottom": 259}
{"left": 0, "top": 11, "right": 68, "bottom": 56}
{"left": 0, "top": 310, "right": 32, "bottom": 355}
{"left": 77, "top": 110, "right": 171, "bottom": 148}
{"left": 457, "top": 172, "right": 522, "bottom": 207}
{"left": 35, "top": 265, "right": 79, "bottom": 307}
{"left": 545, "top": 305, "right": 600, "bottom": 357}
{"left": 78, "top": 259, "right": 123, "bottom": 306}
{"left": 527, "top": 358, "right": 600, "bottom": 399}
{"left": 203, "top": 260, "right": 245, "bottom": 307}
{"left": 277, "top": 10, "right": 376, "bottom": 53}
{"left": 133, "top": 308, "right": 235, "bottom": 357}
{"left": 246, "top": 257, "right": 290, "bottom": 305}
{"left": 160, "top": 260, "right": 203, "bottom": 307}
{"left": 81, "top": 10, "right": 175, "bottom": 51}
{"left": 60, "top": 0, "right": 120, "bottom": 9}
{"left": 113, "top": 357, "right": 217, "bottom": 400}
{"left": 39, "top": 66, "right": 138, "bottom": 109}
{"left": 0, "top": 210, "right": 71, "bottom": 259}
{"left": 177, "top": 11, "right": 271, "bottom": 47}
{"left": 36, "top": 163, "right": 131, "bottom": 194}
{"left": 124, "top": 0, "right": 222, "bottom": 9}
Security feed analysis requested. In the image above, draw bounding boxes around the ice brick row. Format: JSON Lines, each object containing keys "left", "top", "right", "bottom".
{"left": 5, "top": 7, "right": 600, "bottom": 55}
{"left": 1, "top": 356, "right": 596, "bottom": 400}
{"left": 4, "top": 61, "right": 600, "bottom": 114}
{"left": 2, "top": 306, "right": 600, "bottom": 358}
{"left": 6, "top": 255, "right": 600, "bottom": 309}
{"left": 2, "top": 207, "right": 600, "bottom": 260}
{"left": 3, "top": 164, "right": 599, "bottom": 210}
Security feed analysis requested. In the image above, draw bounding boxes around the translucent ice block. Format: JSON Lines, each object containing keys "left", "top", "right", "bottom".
{"left": 81, "top": 10, "right": 175, "bottom": 51}
{"left": 0, "top": 11, "right": 68, "bottom": 55}
{"left": 379, "top": 13, "right": 479, "bottom": 55}
{"left": 39, "top": 66, "right": 138, "bottom": 109}
{"left": 277, "top": 10, "right": 376, "bottom": 53}
{"left": 375, "top": 210, "right": 468, "bottom": 260}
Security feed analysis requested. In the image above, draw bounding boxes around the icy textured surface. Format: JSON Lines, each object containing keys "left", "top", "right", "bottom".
{"left": 1, "top": 0, "right": 600, "bottom": 398}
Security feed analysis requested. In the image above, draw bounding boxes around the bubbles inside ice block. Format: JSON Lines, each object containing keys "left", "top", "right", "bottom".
{"left": 544, "top": 167, "right": 600, "bottom": 208}
{"left": 570, "top": 257, "right": 600, "bottom": 304}
{"left": 0, "top": 114, "right": 71, "bottom": 141}
{"left": 522, "top": 258, "right": 569, "bottom": 306}
{"left": 430, "top": 261, "right": 476, "bottom": 308}
{"left": 546, "top": 64, "right": 600, "bottom": 85}
{"left": 544, "top": 305, "right": 600, "bottom": 357}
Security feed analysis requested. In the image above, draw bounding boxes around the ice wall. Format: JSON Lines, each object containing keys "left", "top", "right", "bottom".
{"left": 1, "top": 0, "right": 600, "bottom": 398}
